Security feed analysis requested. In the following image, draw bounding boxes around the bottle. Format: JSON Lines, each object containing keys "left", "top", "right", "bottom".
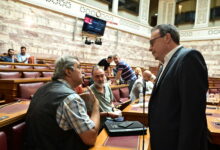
{"left": 139, "top": 92, "right": 143, "bottom": 103}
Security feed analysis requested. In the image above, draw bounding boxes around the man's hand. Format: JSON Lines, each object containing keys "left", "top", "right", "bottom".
{"left": 107, "top": 112, "right": 120, "bottom": 118}
{"left": 87, "top": 87, "right": 99, "bottom": 105}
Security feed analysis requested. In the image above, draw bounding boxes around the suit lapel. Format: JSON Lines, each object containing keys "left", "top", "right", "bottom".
{"left": 151, "top": 65, "right": 163, "bottom": 95}
{"left": 151, "top": 46, "right": 184, "bottom": 96}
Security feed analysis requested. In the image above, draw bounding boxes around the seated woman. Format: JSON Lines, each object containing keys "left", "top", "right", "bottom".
{"left": 134, "top": 67, "right": 142, "bottom": 79}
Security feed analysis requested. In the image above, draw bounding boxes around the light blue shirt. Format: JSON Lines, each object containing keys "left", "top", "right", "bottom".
{"left": 17, "top": 53, "right": 30, "bottom": 63}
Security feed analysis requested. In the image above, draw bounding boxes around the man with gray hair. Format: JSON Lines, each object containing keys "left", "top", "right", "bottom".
{"left": 26, "top": 56, "right": 100, "bottom": 150}
{"left": 148, "top": 24, "right": 208, "bottom": 150}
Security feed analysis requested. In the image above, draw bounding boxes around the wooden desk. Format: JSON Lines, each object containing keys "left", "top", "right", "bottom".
{"left": 122, "top": 96, "right": 150, "bottom": 126}
{"left": 206, "top": 105, "right": 220, "bottom": 145}
{"left": 0, "top": 101, "right": 30, "bottom": 128}
{"left": 111, "top": 84, "right": 129, "bottom": 89}
{"left": 0, "top": 77, "right": 51, "bottom": 103}
{"left": 123, "top": 103, "right": 220, "bottom": 145}
{"left": 0, "top": 62, "right": 50, "bottom": 67}
{"left": 90, "top": 129, "right": 150, "bottom": 150}
{"left": 0, "top": 69, "right": 54, "bottom": 72}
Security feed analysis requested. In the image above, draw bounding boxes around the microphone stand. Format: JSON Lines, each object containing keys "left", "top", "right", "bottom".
{"left": 142, "top": 83, "right": 146, "bottom": 150}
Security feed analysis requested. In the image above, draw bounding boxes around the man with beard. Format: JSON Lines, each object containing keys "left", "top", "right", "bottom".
{"left": 90, "top": 66, "right": 121, "bottom": 127}
{"left": 17, "top": 46, "right": 30, "bottom": 63}
{"left": 0, "top": 49, "right": 17, "bottom": 62}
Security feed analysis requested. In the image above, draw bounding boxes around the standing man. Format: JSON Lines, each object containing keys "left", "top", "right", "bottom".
{"left": 148, "top": 24, "right": 208, "bottom": 150}
{"left": 113, "top": 54, "right": 137, "bottom": 93}
{"left": 17, "top": 46, "right": 30, "bottom": 63}
{"left": 26, "top": 56, "right": 100, "bottom": 150}
{"left": 130, "top": 70, "right": 155, "bottom": 101}
{"left": 98, "top": 55, "right": 113, "bottom": 76}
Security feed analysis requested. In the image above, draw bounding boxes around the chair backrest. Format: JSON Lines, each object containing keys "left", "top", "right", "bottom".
{"left": 119, "top": 87, "right": 129, "bottom": 98}
{"left": 18, "top": 82, "right": 44, "bottom": 99}
{"left": 42, "top": 72, "right": 53, "bottom": 77}
{"left": 0, "top": 131, "right": 7, "bottom": 150}
{"left": 28, "top": 56, "right": 35, "bottom": 64}
{"left": 23, "top": 72, "right": 41, "bottom": 78}
{"left": 15, "top": 65, "right": 33, "bottom": 69}
{"left": 0, "top": 72, "right": 22, "bottom": 79}
{"left": 84, "top": 73, "right": 92, "bottom": 77}
{"left": 33, "top": 66, "right": 49, "bottom": 70}
{"left": 0, "top": 65, "right": 12, "bottom": 69}
{"left": 84, "top": 68, "right": 92, "bottom": 73}
{"left": 11, "top": 122, "right": 26, "bottom": 150}
{"left": 48, "top": 64, "right": 55, "bottom": 70}
{"left": 209, "top": 89, "right": 218, "bottom": 94}
{"left": 112, "top": 88, "right": 120, "bottom": 102}
{"left": 82, "top": 78, "right": 90, "bottom": 87}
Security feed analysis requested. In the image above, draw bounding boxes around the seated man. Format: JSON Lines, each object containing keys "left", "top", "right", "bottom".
{"left": 90, "top": 66, "right": 121, "bottom": 126}
{"left": 130, "top": 70, "right": 155, "bottom": 101}
{"left": 17, "top": 46, "right": 30, "bottom": 63}
{"left": 0, "top": 49, "right": 17, "bottom": 62}
{"left": 25, "top": 56, "right": 100, "bottom": 150}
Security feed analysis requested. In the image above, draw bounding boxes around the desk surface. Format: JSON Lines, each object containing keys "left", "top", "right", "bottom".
{"left": 0, "top": 101, "right": 30, "bottom": 128}
{"left": 123, "top": 103, "right": 220, "bottom": 145}
{"left": 0, "top": 62, "right": 50, "bottom": 66}
{"left": 0, "top": 77, "right": 51, "bottom": 83}
{"left": 206, "top": 105, "right": 220, "bottom": 144}
{"left": 90, "top": 129, "right": 150, "bottom": 150}
{"left": 122, "top": 97, "right": 150, "bottom": 126}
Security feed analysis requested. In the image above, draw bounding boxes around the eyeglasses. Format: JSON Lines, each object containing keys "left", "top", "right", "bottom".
{"left": 149, "top": 35, "right": 163, "bottom": 46}
{"left": 69, "top": 65, "right": 81, "bottom": 71}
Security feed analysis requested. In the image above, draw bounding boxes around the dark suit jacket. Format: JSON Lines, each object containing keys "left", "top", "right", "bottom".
{"left": 148, "top": 47, "right": 208, "bottom": 150}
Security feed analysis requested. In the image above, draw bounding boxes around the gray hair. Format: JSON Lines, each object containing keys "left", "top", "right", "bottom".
{"left": 91, "top": 65, "right": 104, "bottom": 76}
{"left": 112, "top": 54, "right": 119, "bottom": 58}
{"left": 53, "top": 56, "right": 79, "bottom": 80}
{"left": 151, "top": 24, "right": 180, "bottom": 45}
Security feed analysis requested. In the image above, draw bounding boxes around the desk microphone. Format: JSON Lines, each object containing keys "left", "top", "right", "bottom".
{"left": 142, "top": 80, "right": 146, "bottom": 150}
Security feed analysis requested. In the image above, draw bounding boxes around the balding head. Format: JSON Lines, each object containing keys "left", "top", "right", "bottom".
{"left": 143, "top": 70, "right": 153, "bottom": 81}
{"left": 92, "top": 66, "right": 105, "bottom": 87}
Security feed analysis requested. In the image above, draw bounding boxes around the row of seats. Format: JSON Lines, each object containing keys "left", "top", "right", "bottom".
{"left": 0, "top": 72, "right": 53, "bottom": 79}
{"left": 0, "top": 122, "right": 26, "bottom": 150}
{"left": 209, "top": 78, "right": 220, "bottom": 93}
{"left": 18, "top": 82, "right": 44, "bottom": 99}
{"left": 0, "top": 81, "right": 45, "bottom": 101}
{"left": 112, "top": 87, "right": 130, "bottom": 109}
{"left": 209, "top": 88, "right": 220, "bottom": 94}
{"left": 0, "top": 64, "right": 54, "bottom": 70}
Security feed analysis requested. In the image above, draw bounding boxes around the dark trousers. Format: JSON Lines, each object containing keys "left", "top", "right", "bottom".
{"left": 128, "top": 79, "right": 136, "bottom": 94}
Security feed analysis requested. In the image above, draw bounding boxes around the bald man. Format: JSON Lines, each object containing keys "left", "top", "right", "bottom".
{"left": 129, "top": 70, "right": 155, "bottom": 101}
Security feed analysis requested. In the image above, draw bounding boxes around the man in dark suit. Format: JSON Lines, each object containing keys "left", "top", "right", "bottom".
{"left": 148, "top": 24, "right": 208, "bottom": 150}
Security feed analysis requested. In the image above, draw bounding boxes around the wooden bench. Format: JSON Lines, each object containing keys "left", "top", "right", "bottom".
{"left": 0, "top": 78, "right": 51, "bottom": 103}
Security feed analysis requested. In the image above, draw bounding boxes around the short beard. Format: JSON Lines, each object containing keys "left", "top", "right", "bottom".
{"left": 94, "top": 82, "right": 104, "bottom": 88}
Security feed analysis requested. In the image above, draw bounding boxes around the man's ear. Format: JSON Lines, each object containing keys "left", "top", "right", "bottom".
{"left": 65, "top": 69, "right": 72, "bottom": 77}
{"left": 165, "top": 33, "right": 172, "bottom": 43}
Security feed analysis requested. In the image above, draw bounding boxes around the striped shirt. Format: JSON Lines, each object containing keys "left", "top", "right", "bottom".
{"left": 116, "top": 61, "right": 137, "bottom": 82}
{"left": 56, "top": 80, "right": 95, "bottom": 134}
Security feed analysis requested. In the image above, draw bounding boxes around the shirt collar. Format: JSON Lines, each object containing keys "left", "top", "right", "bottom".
{"left": 163, "top": 45, "right": 182, "bottom": 65}
{"left": 57, "top": 79, "right": 71, "bottom": 89}
{"left": 93, "top": 83, "right": 106, "bottom": 94}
